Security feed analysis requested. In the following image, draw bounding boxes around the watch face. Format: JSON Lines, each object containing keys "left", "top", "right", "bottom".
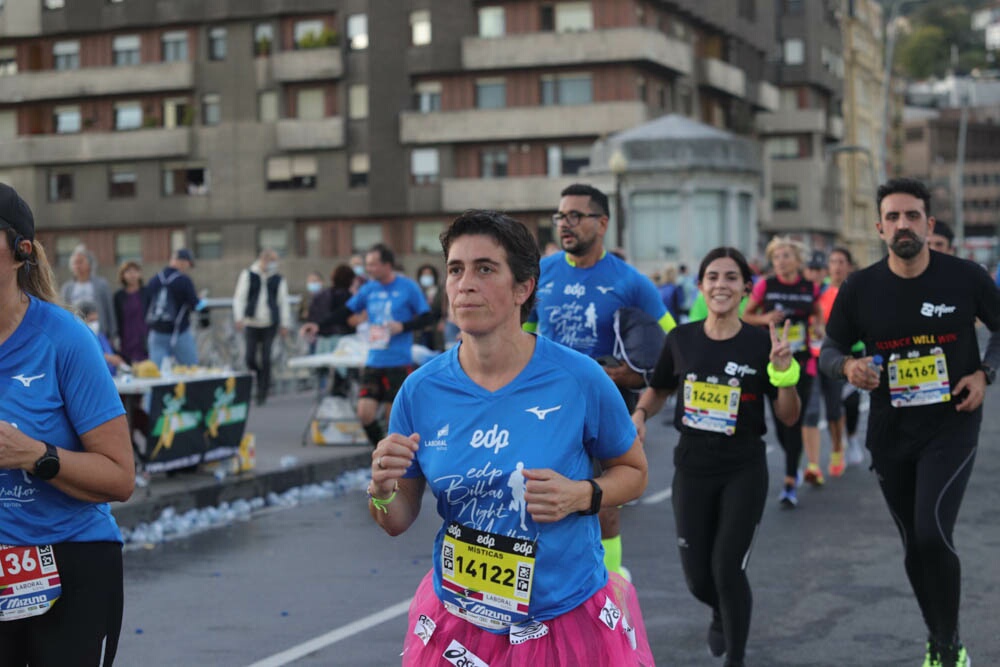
{"left": 35, "top": 448, "right": 60, "bottom": 480}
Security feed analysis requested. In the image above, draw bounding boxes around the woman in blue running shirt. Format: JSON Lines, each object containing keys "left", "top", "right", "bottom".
{"left": 633, "top": 247, "right": 801, "bottom": 667}
{"left": 367, "top": 210, "right": 655, "bottom": 666}
{"left": 0, "top": 183, "right": 134, "bottom": 666}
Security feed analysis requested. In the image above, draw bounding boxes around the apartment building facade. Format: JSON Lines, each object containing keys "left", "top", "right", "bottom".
{"left": 756, "top": 0, "right": 845, "bottom": 252}
{"left": 0, "top": 0, "right": 777, "bottom": 287}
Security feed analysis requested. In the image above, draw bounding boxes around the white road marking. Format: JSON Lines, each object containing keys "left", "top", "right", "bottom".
{"left": 641, "top": 487, "right": 672, "bottom": 504}
{"left": 245, "top": 598, "right": 413, "bottom": 667}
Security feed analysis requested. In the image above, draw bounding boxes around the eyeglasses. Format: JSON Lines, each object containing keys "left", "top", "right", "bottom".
{"left": 551, "top": 211, "right": 603, "bottom": 227}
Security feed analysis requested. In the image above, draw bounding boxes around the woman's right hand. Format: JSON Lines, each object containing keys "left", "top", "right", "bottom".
{"left": 371, "top": 433, "right": 419, "bottom": 495}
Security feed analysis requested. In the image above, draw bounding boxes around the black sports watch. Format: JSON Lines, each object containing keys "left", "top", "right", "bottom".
{"left": 578, "top": 479, "right": 603, "bottom": 516}
{"left": 982, "top": 364, "right": 996, "bottom": 386}
{"left": 33, "top": 443, "right": 60, "bottom": 481}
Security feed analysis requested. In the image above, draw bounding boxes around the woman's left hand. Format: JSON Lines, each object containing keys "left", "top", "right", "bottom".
{"left": 521, "top": 468, "right": 588, "bottom": 523}
{"left": 769, "top": 320, "right": 793, "bottom": 371}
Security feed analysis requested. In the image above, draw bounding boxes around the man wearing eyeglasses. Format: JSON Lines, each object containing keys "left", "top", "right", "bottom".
{"left": 525, "top": 183, "right": 675, "bottom": 582}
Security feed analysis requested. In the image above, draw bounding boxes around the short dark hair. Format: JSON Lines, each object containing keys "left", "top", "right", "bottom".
{"left": 560, "top": 183, "right": 609, "bottom": 217}
{"left": 876, "top": 177, "right": 931, "bottom": 218}
{"left": 697, "top": 247, "right": 754, "bottom": 294}
{"left": 367, "top": 243, "right": 395, "bottom": 267}
{"left": 331, "top": 264, "right": 355, "bottom": 289}
{"left": 829, "top": 246, "right": 854, "bottom": 266}
{"left": 931, "top": 219, "right": 954, "bottom": 245}
{"left": 440, "top": 210, "right": 540, "bottom": 322}
{"left": 416, "top": 264, "right": 439, "bottom": 284}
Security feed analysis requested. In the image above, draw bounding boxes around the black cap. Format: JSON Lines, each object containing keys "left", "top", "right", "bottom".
{"left": 807, "top": 251, "right": 826, "bottom": 270}
{"left": 174, "top": 248, "right": 195, "bottom": 267}
{"left": 0, "top": 183, "right": 35, "bottom": 241}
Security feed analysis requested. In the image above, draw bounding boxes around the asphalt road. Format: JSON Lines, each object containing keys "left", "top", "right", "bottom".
{"left": 117, "top": 383, "right": 1000, "bottom": 667}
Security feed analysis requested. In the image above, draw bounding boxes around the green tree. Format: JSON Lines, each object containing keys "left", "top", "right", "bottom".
{"left": 896, "top": 24, "right": 950, "bottom": 78}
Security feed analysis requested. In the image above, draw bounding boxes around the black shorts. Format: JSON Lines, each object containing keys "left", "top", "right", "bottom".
{"left": 358, "top": 365, "right": 413, "bottom": 403}
{"left": 0, "top": 541, "right": 124, "bottom": 666}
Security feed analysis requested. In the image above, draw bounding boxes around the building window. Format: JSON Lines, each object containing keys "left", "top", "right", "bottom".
{"left": 772, "top": 185, "right": 799, "bottom": 211}
{"left": 411, "top": 10, "right": 431, "bottom": 46}
{"left": 293, "top": 19, "right": 327, "bottom": 49}
{"left": 109, "top": 165, "right": 137, "bottom": 198}
{"left": 414, "top": 222, "right": 446, "bottom": 253}
{"left": 347, "top": 14, "right": 368, "bottom": 50}
{"left": 163, "top": 163, "right": 209, "bottom": 196}
{"left": 54, "top": 105, "right": 81, "bottom": 134}
{"left": 202, "top": 94, "right": 221, "bottom": 126}
{"left": 257, "top": 228, "right": 288, "bottom": 257}
{"left": 478, "top": 7, "right": 505, "bottom": 38}
{"left": 115, "top": 233, "right": 141, "bottom": 266}
{"left": 0, "top": 47, "right": 17, "bottom": 76}
{"left": 53, "top": 41, "right": 79, "bottom": 70}
{"left": 475, "top": 78, "right": 506, "bottom": 109}
{"left": 785, "top": 0, "right": 803, "bottom": 13}
{"left": 161, "top": 31, "right": 188, "bottom": 62}
{"left": 55, "top": 236, "right": 80, "bottom": 268}
{"left": 163, "top": 97, "right": 192, "bottom": 128}
{"left": 349, "top": 153, "right": 370, "bottom": 188}
{"left": 480, "top": 148, "right": 508, "bottom": 178}
{"left": 296, "top": 88, "right": 325, "bottom": 120}
{"left": 555, "top": 2, "right": 593, "bottom": 32}
{"left": 766, "top": 136, "right": 810, "bottom": 159}
{"left": 411, "top": 148, "right": 439, "bottom": 185}
{"left": 194, "top": 231, "right": 222, "bottom": 260}
{"left": 414, "top": 81, "right": 442, "bottom": 113}
{"left": 546, "top": 144, "right": 590, "bottom": 176}
{"left": 113, "top": 35, "right": 141, "bottom": 66}
{"left": 254, "top": 23, "right": 274, "bottom": 56}
{"left": 304, "top": 225, "right": 322, "bottom": 258}
{"left": 540, "top": 73, "right": 592, "bottom": 106}
{"left": 258, "top": 91, "right": 278, "bottom": 122}
{"left": 352, "top": 223, "right": 382, "bottom": 253}
{"left": 905, "top": 127, "right": 924, "bottom": 142}
{"left": 784, "top": 39, "right": 804, "bottom": 65}
{"left": 266, "top": 155, "right": 317, "bottom": 190}
{"left": 0, "top": 110, "right": 15, "bottom": 139}
{"left": 44, "top": 0, "right": 65, "bottom": 9}
{"left": 48, "top": 172, "right": 73, "bottom": 201}
{"left": 114, "top": 101, "right": 143, "bottom": 131}
{"left": 209, "top": 27, "right": 227, "bottom": 61}
{"left": 348, "top": 85, "right": 368, "bottom": 120}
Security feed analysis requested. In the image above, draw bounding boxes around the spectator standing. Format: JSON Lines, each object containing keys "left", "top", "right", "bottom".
{"left": 299, "top": 265, "right": 357, "bottom": 396}
{"left": 145, "top": 248, "right": 201, "bottom": 367}
{"left": 415, "top": 264, "right": 444, "bottom": 350}
{"left": 80, "top": 300, "right": 127, "bottom": 376}
{"left": 345, "top": 244, "right": 433, "bottom": 447}
{"left": 676, "top": 263, "right": 698, "bottom": 321}
{"left": 112, "top": 260, "right": 149, "bottom": 363}
{"left": 659, "top": 263, "right": 682, "bottom": 319}
{"left": 60, "top": 245, "right": 116, "bottom": 343}
{"left": 0, "top": 183, "right": 134, "bottom": 665}
{"left": 232, "top": 248, "right": 291, "bottom": 406}
{"left": 299, "top": 270, "right": 325, "bottom": 325}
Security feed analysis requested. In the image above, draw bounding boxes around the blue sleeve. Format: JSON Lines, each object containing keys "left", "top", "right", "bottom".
{"left": 390, "top": 380, "right": 424, "bottom": 479}
{"left": 57, "top": 319, "right": 126, "bottom": 435}
{"left": 345, "top": 285, "right": 366, "bottom": 313}
{"left": 632, "top": 272, "right": 667, "bottom": 320}
{"left": 582, "top": 359, "right": 637, "bottom": 460}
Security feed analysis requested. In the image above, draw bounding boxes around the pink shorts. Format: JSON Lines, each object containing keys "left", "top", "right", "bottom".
{"left": 401, "top": 569, "right": 655, "bottom": 666}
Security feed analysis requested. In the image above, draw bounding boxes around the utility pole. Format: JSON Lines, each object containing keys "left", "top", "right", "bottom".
{"left": 954, "top": 80, "right": 969, "bottom": 255}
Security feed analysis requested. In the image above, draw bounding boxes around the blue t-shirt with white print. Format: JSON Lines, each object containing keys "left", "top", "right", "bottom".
{"left": 0, "top": 297, "right": 126, "bottom": 546}
{"left": 346, "top": 275, "right": 429, "bottom": 368}
{"left": 529, "top": 251, "right": 667, "bottom": 358}
{"left": 393, "top": 335, "right": 637, "bottom": 632}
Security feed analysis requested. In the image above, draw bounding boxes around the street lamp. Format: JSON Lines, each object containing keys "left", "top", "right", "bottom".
{"left": 608, "top": 148, "right": 628, "bottom": 251}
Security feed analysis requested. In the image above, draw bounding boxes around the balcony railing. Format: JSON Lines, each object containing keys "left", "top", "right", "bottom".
{"left": 462, "top": 27, "right": 692, "bottom": 75}
{"left": 401, "top": 101, "right": 649, "bottom": 144}
{"left": 442, "top": 175, "right": 581, "bottom": 211}
{"left": 0, "top": 61, "right": 193, "bottom": 103}
{"left": 275, "top": 118, "right": 344, "bottom": 150}
{"left": 270, "top": 48, "right": 343, "bottom": 82}
{"left": 698, "top": 58, "right": 747, "bottom": 99}
{"left": 0, "top": 127, "right": 191, "bottom": 168}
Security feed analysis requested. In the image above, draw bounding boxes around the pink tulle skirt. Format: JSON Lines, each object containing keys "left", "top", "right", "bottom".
{"left": 401, "top": 569, "right": 655, "bottom": 666}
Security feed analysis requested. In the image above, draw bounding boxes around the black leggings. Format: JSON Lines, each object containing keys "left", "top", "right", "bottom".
{"left": 0, "top": 541, "right": 124, "bottom": 666}
{"left": 672, "top": 456, "right": 768, "bottom": 661}
{"left": 769, "top": 370, "right": 813, "bottom": 480}
{"left": 244, "top": 325, "right": 278, "bottom": 401}
{"left": 872, "top": 439, "right": 977, "bottom": 644}
{"left": 843, "top": 389, "right": 860, "bottom": 436}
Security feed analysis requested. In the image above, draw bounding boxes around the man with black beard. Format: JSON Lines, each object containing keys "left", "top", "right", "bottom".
{"left": 820, "top": 178, "right": 1000, "bottom": 667}
{"left": 526, "top": 183, "right": 675, "bottom": 582}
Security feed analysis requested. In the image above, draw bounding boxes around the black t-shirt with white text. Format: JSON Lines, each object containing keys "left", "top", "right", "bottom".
{"left": 758, "top": 273, "right": 817, "bottom": 361}
{"left": 825, "top": 252, "right": 1000, "bottom": 457}
{"left": 650, "top": 322, "right": 778, "bottom": 471}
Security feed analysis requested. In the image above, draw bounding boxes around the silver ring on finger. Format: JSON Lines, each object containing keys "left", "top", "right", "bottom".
{"left": 377, "top": 456, "right": 385, "bottom": 470}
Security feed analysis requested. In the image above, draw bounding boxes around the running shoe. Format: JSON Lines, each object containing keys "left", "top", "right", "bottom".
{"left": 938, "top": 642, "right": 970, "bottom": 667}
{"left": 707, "top": 609, "right": 726, "bottom": 657}
{"left": 828, "top": 451, "right": 846, "bottom": 477}
{"left": 803, "top": 463, "right": 825, "bottom": 487}
{"left": 847, "top": 435, "right": 865, "bottom": 465}
{"left": 779, "top": 485, "right": 798, "bottom": 509}
{"left": 923, "top": 637, "right": 940, "bottom": 667}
